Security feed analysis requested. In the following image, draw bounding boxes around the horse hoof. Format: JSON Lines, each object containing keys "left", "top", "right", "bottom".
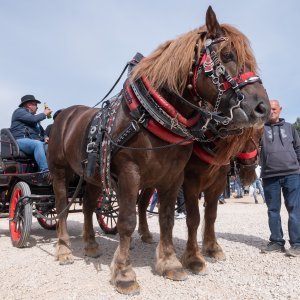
{"left": 164, "top": 268, "right": 188, "bottom": 281}
{"left": 204, "top": 250, "right": 226, "bottom": 261}
{"left": 214, "top": 252, "right": 226, "bottom": 261}
{"left": 85, "top": 247, "right": 102, "bottom": 258}
{"left": 58, "top": 255, "right": 74, "bottom": 265}
{"left": 186, "top": 261, "right": 207, "bottom": 275}
{"left": 141, "top": 235, "right": 154, "bottom": 244}
{"left": 207, "top": 251, "right": 226, "bottom": 261}
{"left": 115, "top": 280, "right": 140, "bottom": 295}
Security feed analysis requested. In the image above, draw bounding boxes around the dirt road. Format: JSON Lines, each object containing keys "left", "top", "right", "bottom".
{"left": 0, "top": 195, "right": 298, "bottom": 299}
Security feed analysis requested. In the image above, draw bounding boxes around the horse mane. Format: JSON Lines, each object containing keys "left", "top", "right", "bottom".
{"left": 130, "top": 24, "right": 258, "bottom": 95}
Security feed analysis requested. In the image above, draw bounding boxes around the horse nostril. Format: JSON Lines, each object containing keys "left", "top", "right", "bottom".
{"left": 255, "top": 102, "right": 267, "bottom": 116}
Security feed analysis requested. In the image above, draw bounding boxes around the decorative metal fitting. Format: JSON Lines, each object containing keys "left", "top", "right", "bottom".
{"left": 205, "top": 39, "right": 213, "bottom": 47}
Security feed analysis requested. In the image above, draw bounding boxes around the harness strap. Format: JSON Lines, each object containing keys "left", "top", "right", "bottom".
{"left": 221, "top": 72, "right": 261, "bottom": 91}
{"left": 141, "top": 76, "right": 200, "bottom": 127}
{"left": 111, "top": 121, "right": 141, "bottom": 156}
{"left": 237, "top": 149, "right": 258, "bottom": 159}
{"left": 123, "top": 84, "right": 193, "bottom": 145}
{"left": 86, "top": 109, "right": 103, "bottom": 177}
{"left": 193, "top": 143, "right": 220, "bottom": 165}
{"left": 130, "top": 79, "right": 194, "bottom": 138}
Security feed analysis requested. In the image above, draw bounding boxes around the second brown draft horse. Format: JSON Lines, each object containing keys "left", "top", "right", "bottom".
{"left": 48, "top": 6, "right": 269, "bottom": 295}
{"left": 138, "top": 127, "right": 263, "bottom": 271}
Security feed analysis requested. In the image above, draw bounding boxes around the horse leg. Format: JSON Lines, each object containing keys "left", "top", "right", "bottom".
{"left": 110, "top": 173, "right": 140, "bottom": 295}
{"left": 181, "top": 183, "right": 207, "bottom": 274}
{"left": 83, "top": 183, "right": 101, "bottom": 258}
{"left": 202, "top": 191, "right": 226, "bottom": 261}
{"left": 155, "top": 186, "right": 187, "bottom": 281}
{"left": 53, "top": 168, "right": 74, "bottom": 265}
{"left": 137, "top": 188, "right": 155, "bottom": 243}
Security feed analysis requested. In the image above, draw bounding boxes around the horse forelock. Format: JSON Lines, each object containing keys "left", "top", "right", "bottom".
{"left": 130, "top": 23, "right": 258, "bottom": 95}
{"left": 220, "top": 24, "right": 258, "bottom": 73}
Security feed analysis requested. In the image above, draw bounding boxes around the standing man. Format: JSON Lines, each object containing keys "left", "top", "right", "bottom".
{"left": 260, "top": 99, "right": 300, "bottom": 256}
{"left": 10, "top": 95, "right": 52, "bottom": 173}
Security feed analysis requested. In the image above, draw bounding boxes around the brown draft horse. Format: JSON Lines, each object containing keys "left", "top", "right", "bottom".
{"left": 48, "top": 6, "right": 269, "bottom": 295}
{"left": 138, "top": 127, "right": 263, "bottom": 268}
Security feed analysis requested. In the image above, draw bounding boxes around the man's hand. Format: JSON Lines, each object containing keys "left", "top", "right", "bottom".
{"left": 44, "top": 107, "right": 52, "bottom": 116}
{"left": 44, "top": 137, "right": 49, "bottom": 144}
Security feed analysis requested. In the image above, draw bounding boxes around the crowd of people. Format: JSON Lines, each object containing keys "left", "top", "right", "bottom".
{"left": 7, "top": 95, "right": 300, "bottom": 257}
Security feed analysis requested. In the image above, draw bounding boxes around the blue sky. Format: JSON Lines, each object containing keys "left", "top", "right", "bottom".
{"left": 1, "top": 0, "right": 299, "bottom": 129}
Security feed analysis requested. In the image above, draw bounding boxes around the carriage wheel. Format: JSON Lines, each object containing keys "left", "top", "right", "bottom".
{"left": 37, "top": 208, "right": 57, "bottom": 230}
{"left": 95, "top": 194, "right": 118, "bottom": 235}
{"left": 9, "top": 182, "right": 32, "bottom": 248}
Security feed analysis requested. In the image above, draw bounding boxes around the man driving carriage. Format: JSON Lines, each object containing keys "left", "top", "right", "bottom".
{"left": 10, "top": 95, "right": 52, "bottom": 174}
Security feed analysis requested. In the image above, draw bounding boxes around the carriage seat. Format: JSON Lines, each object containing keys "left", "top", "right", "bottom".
{"left": 0, "top": 128, "right": 29, "bottom": 160}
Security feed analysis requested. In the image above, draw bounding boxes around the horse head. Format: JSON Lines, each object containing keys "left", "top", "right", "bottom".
{"left": 192, "top": 6, "right": 270, "bottom": 130}
{"left": 130, "top": 6, "right": 270, "bottom": 142}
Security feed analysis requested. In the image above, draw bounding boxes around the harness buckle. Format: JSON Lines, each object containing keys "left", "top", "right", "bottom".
{"left": 131, "top": 120, "right": 140, "bottom": 132}
{"left": 215, "top": 65, "right": 225, "bottom": 77}
{"left": 86, "top": 142, "right": 97, "bottom": 153}
{"left": 137, "top": 113, "right": 146, "bottom": 124}
{"left": 205, "top": 38, "right": 213, "bottom": 47}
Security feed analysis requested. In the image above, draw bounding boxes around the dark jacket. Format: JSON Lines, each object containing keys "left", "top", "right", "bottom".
{"left": 10, "top": 107, "right": 47, "bottom": 140}
{"left": 45, "top": 124, "right": 52, "bottom": 137}
{"left": 260, "top": 118, "right": 300, "bottom": 178}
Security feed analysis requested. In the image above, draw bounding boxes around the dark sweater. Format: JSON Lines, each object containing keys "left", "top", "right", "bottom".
{"left": 10, "top": 107, "right": 47, "bottom": 140}
{"left": 260, "top": 118, "right": 300, "bottom": 178}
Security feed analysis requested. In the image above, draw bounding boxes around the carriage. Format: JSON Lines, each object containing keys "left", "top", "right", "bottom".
{"left": 0, "top": 128, "right": 119, "bottom": 248}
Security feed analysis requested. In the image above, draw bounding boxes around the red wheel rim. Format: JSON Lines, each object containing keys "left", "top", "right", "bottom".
{"left": 97, "top": 199, "right": 114, "bottom": 231}
{"left": 96, "top": 196, "right": 118, "bottom": 233}
{"left": 9, "top": 188, "right": 21, "bottom": 241}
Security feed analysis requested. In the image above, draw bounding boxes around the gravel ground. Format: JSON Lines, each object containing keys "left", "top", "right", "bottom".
{"left": 0, "top": 194, "right": 298, "bottom": 300}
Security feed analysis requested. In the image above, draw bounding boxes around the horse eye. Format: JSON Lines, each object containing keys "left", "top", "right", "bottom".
{"left": 222, "top": 52, "right": 235, "bottom": 62}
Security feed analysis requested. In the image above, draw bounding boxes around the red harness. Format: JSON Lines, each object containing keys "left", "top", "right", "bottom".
{"left": 125, "top": 78, "right": 258, "bottom": 164}
{"left": 193, "top": 143, "right": 220, "bottom": 165}
{"left": 237, "top": 149, "right": 258, "bottom": 160}
{"left": 125, "top": 45, "right": 260, "bottom": 162}
{"left": 125, "top": 81, "right": 198, "bottom": 145}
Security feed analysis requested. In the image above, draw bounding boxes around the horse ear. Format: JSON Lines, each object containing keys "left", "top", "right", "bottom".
{"left": 205, "top": 6, "right": 222, "bottom": 38}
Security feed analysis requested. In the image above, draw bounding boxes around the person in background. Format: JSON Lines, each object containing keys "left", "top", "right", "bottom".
{"left": 10, "top": 95, "right": 52, "bottom": 173}
{"left": 45, "top": 109, "right": 63, "bottom": 137}
{"left": 148, "top": 189, "right": 159, "bottom": 217}
{"left": 218, "top": 192, "right": 226, "bottom": 204}
{"left": 260, "top": 99, "right": 300, "bottom": 257}
{"left": 232, "top": 175, "right": 243, "bottom": 198}
{"left": 175, "top": 186, "right": 186, "bottom": 219}
{"left": 251, "top": 165, "right": 265, "bottom": 204}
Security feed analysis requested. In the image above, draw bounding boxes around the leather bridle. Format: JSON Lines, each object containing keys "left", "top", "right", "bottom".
{"left": 188, "top": 34, "right": 262, "bottom": 129}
